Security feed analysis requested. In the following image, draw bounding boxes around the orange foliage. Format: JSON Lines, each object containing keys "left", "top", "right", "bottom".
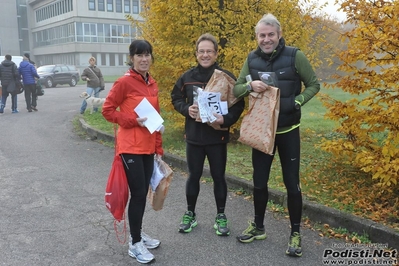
{"left": 320, "top": 0, "right": 399, "bottom": 187}
{"left": 126, "top": 0, "right": 327, "bottom": 135}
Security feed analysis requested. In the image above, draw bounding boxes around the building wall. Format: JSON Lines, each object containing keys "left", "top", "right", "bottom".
{"left": 27, "top": 0, "right": 142, "bottom": 76}
{"left": 0, "top": 0, "right": 23, "bottom": 56}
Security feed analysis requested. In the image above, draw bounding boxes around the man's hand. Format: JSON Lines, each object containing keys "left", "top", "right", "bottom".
{"left": 250, "top": 80, "right": 270, "bottom": 93}
{"left": 188, "top": 104, "right": 199, "bottom": 119}
{"left": 211, "top": 113, "right": 224, "bottom": 125}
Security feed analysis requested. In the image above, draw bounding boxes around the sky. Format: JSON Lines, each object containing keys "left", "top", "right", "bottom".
{"left": 320, "top": 0, "right": 347, "bottom": 21}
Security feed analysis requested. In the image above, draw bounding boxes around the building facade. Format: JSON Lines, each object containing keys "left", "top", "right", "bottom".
{"left": 0, "top": 0, "right": 142, "bottom": 75}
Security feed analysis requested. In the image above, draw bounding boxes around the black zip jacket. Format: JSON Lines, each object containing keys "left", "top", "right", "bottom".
{"left": 171, "top": 63, "right": 245, "bottom": 145}
{"left": 0, "top": 60, "right": 19, "bottom": 86}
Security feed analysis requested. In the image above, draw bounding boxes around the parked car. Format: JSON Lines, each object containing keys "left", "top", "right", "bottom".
{"left": 37, "top": 64, "right": 80, "bottom": 88}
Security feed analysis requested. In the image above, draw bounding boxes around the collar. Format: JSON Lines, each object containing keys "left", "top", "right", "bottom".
{"left": 132, "top": 68, "right": 149, "bottom": 84}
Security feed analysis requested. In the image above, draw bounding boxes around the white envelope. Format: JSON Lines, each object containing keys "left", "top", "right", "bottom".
{"left": 134, "top": 98, "right": 164, "bottom": 134}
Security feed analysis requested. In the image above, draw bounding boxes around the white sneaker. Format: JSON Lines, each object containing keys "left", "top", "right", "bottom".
{"left": 129, "top": 233, "right": 161, "bottom": 250}
{"left": 128, "top": 240, "right": 155, "bottom": 264}
{"left": 141, "top": 232, "right": 161, "bottom": 249}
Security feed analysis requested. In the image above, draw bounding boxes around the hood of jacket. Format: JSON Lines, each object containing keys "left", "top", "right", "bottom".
{"left": 1, "top": 60, "right": 15, "bottom": 68}
{"left": 19, "top": 60, "right": 31, "bottom": 68}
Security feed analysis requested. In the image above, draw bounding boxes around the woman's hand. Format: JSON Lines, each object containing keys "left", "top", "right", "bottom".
{"left": 137, "top": 117, "right": 147, "bottom": 127}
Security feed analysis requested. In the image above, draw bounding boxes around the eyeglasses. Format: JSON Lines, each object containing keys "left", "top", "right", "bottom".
{"left": 197, "top": 50, "right": 216, "bottom": 55}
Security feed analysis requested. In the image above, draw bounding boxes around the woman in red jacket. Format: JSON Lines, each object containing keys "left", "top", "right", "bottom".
{"left": 102, "top": 40, "right": 163, "bottom": 264}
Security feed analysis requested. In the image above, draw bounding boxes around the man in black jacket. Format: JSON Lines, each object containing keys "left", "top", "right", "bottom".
{"left": 171, "top": 33, "right": 245, "bottom": 237}
{"left": 0, "top": 55, "right": 20, "bottom": 113}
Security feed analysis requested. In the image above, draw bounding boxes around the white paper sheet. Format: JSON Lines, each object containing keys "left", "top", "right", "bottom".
{"left": 134, "top": 98, "right": 164, "bottom": 134}
{"left": 197, "top": 89, "right": 228, "bottom": 123}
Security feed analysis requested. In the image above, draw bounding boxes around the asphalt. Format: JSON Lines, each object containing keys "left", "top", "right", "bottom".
{"left": 0, "top": 83, "right": 397, "bottom": 266}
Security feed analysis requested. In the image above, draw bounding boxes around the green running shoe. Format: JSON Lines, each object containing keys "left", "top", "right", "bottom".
{"left": 286, "top": 232, "right": 302, "bottom": 257}
{"left": 213, "top": 213, "right": 230, "bottom": 236}
{"left": 178, "top": 211, "right": 197, "bottom": 233}
{"left": 236, "top": 221, "right": 267, "bottom": 243}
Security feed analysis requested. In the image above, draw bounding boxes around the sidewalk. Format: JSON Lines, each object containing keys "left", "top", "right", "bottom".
{"left": 78, "top": 118, "right": 399, "bottom": 249}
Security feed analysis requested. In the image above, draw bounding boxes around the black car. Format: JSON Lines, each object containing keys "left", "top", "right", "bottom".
{"left": 37, "top": 64, "right": 80, "bottom": 88}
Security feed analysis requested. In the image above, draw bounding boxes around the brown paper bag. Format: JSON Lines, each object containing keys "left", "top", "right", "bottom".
{"left": 148, "top": 159, "right": 173, "bottom": 211}
{"left": 204, "top": 69, "right": 238, "bottom": 107}
{"left": 238, "top": 87, "right": 280, "bottom": 155}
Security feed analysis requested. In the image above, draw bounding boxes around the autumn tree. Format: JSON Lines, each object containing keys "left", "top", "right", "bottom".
{"left": 310, "top": 15, "right": 348, "bottom": 80}
{"left": 126, "top": 0, "right": 327, "bottom": 132}
{"left": 320, "top": 0, "right": 399, "bottom": 187}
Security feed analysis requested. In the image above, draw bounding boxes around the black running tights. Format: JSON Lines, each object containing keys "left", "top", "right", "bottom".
{"left": 185, "top": 143, "right": 228, "bottom": 215}
{"left": 252, "top": 128, "right": 302, "bottom": 232}
{"left": 121, "top": 153, "right": 154, "bottom": 244}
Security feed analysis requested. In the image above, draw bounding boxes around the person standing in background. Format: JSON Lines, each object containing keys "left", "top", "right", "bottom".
{"left": 102, "top": 40, "right": 163, "bottom": 264}
{"left": 233, "top": 13, "right": 320, "bottom": 257}
{"left": 24, "top": 53, "right": 36, "bottom": 67}
{"left": 0, "top": 55, "right": 20, "bottom": 113}
{"left": 19, "top": 54, "right": 40, "bottom": 112}
{"left": 80, "top": 57, "right": 104, "bottom": 114}
{"left": 171, "top": 33, "right": 245, "bottom": 237}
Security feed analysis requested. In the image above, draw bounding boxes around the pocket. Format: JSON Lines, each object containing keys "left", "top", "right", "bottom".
{"left": 279, "top": 95, "right": 296, "bottom": 114}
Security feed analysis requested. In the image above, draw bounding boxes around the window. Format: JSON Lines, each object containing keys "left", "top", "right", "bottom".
{"left": 116, "top": 0, "right": 122, "bottom": 12}
{"left": 97, "top": 23, "right": 105, "bottom": 42}
{"left": 98, "top": 0, "right": 105, "bottom": 11}
{"left": 124, "top": 0, "right": 130, "bottom": 13}
{"left": 104, "top": 24, "right": 111, "bottom": 42}
{"left": 118, "top": 54, "right": 125, "bottom": 66}
{"left": 110, "top": 53, "right": 116, "bottom": 66}
{"left": 132, "top": 0, "right": 139, "bottom": 13}
{"left": 101, "top": 53, "right": 107, "bottom": 66}
{"left": 107, "top": 0, "right": 113, "bottom": 12}
{"left": 83, "top": 23, "right": 97, "bottom": 42}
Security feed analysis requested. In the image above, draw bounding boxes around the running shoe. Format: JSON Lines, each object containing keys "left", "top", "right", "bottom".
{"left": 178, "top": 211, "right": 197, "bottom": 233}
{"left": 213, "top": 213, "right": 230, "bottom": 236}
{"left": 128, "top": 240, "right": 155, "bottom": 264}
{"left": 141, "top": 232, "right": 161, "bottom": 249}
{"left": 286, "top": 232, "right": 302, "bottom": 257}
{"left": 236, "top": 221, "right": 267, "bottom": 243}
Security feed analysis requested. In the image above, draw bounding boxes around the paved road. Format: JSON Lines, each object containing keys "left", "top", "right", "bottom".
{"left": 0, "top": 84, "right": 374, "bottom": 266}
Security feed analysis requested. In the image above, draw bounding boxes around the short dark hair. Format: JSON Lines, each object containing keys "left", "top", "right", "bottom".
{"left": 5, "top": 54, "right": 11, "bottom": 60}
{"left": 196, "top": 33, "right": 218, "bottom": 52}
{"left": 129, "top": 40, "right": 153, "bottom": 58}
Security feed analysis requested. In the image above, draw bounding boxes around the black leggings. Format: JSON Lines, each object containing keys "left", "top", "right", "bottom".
{"left": 186, "top": 143, "right": 228, "bottom": 215}
{"left": 121, "top": 153, "right": 154, "bottom": 244}
{"left": 251, "top": 127, "right": 302, "bottom": 231}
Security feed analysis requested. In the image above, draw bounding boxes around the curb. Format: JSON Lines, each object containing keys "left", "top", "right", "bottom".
{"left": 78, "top": 118, "right": 399, "bottom": 249}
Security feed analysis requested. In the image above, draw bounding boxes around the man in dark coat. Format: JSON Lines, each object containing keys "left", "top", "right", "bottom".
{"left": 0, "top": 55, "right": 20, "bottom": 113}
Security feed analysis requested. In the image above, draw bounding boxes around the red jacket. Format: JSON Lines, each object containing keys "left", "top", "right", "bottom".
{"left": 102, "top": 69, "right": 163, "bottom": 156}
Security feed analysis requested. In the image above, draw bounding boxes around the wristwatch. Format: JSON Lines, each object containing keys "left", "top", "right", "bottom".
{"left": 246, "top": 82, "right": 253, "bottom": 92}
{"left": 294, "top": 101, "right": 301, "bottom": 110}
